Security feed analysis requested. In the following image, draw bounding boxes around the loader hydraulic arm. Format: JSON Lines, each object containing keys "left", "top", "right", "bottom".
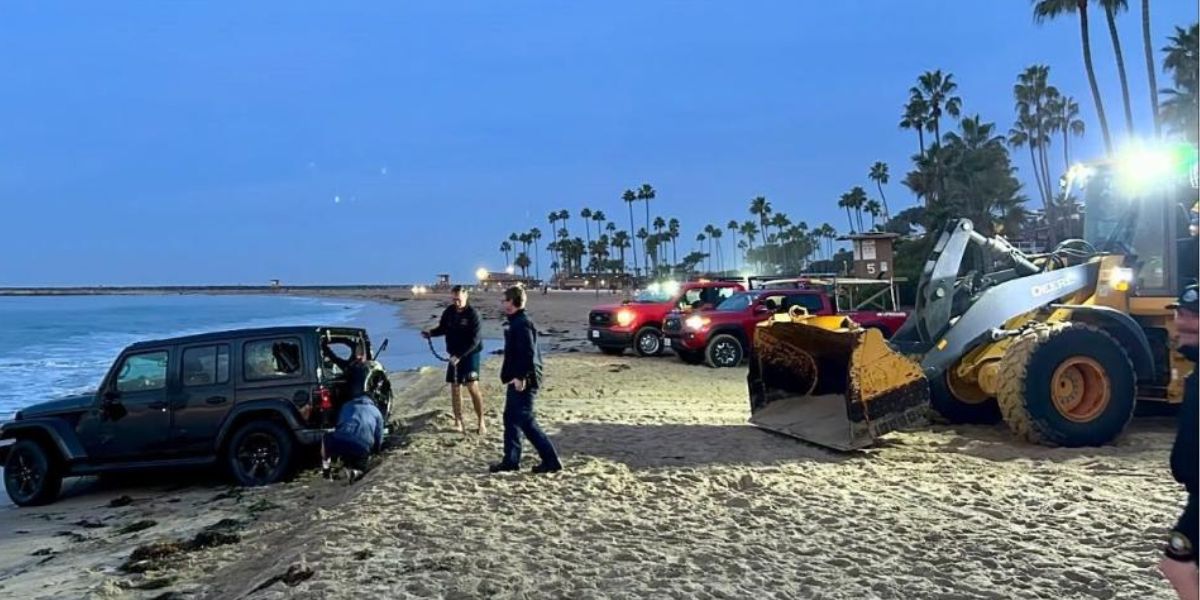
{"left": 895, "top": 219, "right": 1041, "bottom": 352}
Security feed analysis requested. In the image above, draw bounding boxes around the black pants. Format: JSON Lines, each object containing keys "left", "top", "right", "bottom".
{"left": 502, "top": 386, "right": 559, "bottom": 467}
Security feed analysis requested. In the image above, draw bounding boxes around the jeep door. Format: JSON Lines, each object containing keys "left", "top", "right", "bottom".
{"left": 235, "top": 336, "right": 310, "bottom": 423}
{"left": 168, "top": 343, "right": 234, "bottom": 455}
{"left": 81, "top": 348, "right": 174, "bottom": 461}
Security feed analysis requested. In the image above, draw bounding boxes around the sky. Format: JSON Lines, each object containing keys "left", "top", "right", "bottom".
{"left": 0, "top": 1, "right": 1196, "bottom": 286}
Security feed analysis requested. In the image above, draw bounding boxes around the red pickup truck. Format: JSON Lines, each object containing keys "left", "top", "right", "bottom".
{"left": 587, "top": 280, "right": 745, "bottom": 356}
{"left": 663, "top": 288, "right": 908, "bottom": 368}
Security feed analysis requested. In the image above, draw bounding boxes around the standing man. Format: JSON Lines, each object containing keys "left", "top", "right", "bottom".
{"left": 1161, "top": 283, "right": 1198, "bottom": 600}
{"left": 489, "top": 285, "right": 562, "bottom": 474}
{"left": 422, "top": 286, "right": 486, "bottom": 434}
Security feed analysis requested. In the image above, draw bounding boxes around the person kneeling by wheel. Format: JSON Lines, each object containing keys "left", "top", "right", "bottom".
{"left": 321, "top": 394, "right": 384, "bottom": 484}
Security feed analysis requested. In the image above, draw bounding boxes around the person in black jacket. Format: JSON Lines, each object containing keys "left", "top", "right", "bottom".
{"left": 489, "top": 285, "right": 562, "bottom": 474}
{"left": 1162, "top": 283, "right": 1198, "bottom": 599}
{"left": 422, "top": 286, "right": 486, "bottom": 434}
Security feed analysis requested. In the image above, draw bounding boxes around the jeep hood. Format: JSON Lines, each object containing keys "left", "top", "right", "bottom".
{"left": 17, "top": 393, "right": 94, "bottom": 419}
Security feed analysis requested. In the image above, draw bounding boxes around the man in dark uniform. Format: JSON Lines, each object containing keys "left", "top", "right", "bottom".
{"left": 489, "top": 285, "right": 562, "bottom": 474}
{"left": 1161, "top": 282, "right": 1198, "bottom": 599}
{"left": 422, "top": 286, "right": 486, "bottom": 434}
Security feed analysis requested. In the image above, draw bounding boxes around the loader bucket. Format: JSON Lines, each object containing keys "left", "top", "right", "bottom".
{"left": 747, "top": 314, "right": 930, "bottom": 450}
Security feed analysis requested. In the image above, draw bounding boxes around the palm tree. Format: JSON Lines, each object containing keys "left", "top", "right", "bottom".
{"left": 1009, "top": 115, "right": 1049, "bottom": 210}
{"left": 710, "top": 228, "right": 724, "bottom": 273}
{"left": 622, "top": 189, "right": 639, "bottom": 276}
{"left": 912, "top": 70, "right": 963, "bottom": 148}
{"left": 837, "top": 193, "right": 855, "bottom": 232}
{"left": 900, "top": 96, "right": 929, "bottom": 156}
{"left": 868, "top": 161, "right": 891, "bottom": 222}
{"left": 740, "top": 221, "right": 759, "bottom": 270}
{"left": 636, "top": 228, "right": 650, "bottom": 274}
{"left": 1141, "top": 0, "right": 1161, "bottom": 136}
{"left": 1096, "top": 0, "right": 1135, "bottom": 138}
{"left": 529, "top": 228, "right": 543, "bottom": 281}
{"left": 749, "top": 196, "right": 772, "bottom": 250}
{"left": 848, "top": 187, "right": 869, "bottom": 232}
{"left": 1034, "top": 0, "right": 1113, "bottom": 155}
{"left": 637, "top": 184, "right": 656, "bottom": 271}
{"left": 499, "top": 241, "right": 512, "bottom": 266}
{"left": 726, "top": 220, "right": 740, "bottom": 272}
{"left": 769, "top": 213, "right": 791, "bottom": 271}
{"left": 580, "top": 208, "right": 594, "bottom": 273}
{"left": 546, "top": 213, "right": 559, "bottom": 275}
{"left": 611, "top": 230, "right": 630, "bottom": 275}
{"left": 695, "top": 232, "right": 707, "bottom": 271}
{"left": 1161, "top": 24, "right": 1199, "bottom": 143}
{"left": 667, "top": 218, "right": 681, "bottom": 267}
{"left": 1014, "top": 65, "right": 1058, "bottom": 205}
{"left": 515, "top": 252, "right": 531, "bottom": 278}
{"left": 864, "top": 200, "right": 883, "bottom": 230}
{"left": 1049, "top": 94, "right": 1086, "bottom": 170}
{"left": 592, "top": 210, "right": 607, "bottom": 246}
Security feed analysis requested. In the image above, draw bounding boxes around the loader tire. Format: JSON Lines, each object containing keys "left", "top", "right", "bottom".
{"left": 929, "top": 372, "right": 1002, "bottom": 424}
{"left": 997, "top": 322, "right": 1136, "bottom": 447}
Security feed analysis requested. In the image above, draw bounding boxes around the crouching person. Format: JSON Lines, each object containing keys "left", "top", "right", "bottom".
{"left": 321, "top": 394, "right": 384, "bottom": 483}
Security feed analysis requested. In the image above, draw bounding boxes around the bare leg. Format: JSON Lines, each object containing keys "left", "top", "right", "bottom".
{"left": 466, "top": 381, "right": 486, "bottom": 435}
{"left": 450, "top": 383, "right": 465, "bottom": 433}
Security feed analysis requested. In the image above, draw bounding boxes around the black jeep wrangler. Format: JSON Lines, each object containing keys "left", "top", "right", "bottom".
{"left": 0, "top": 326, "right": 393, "bottom": 506}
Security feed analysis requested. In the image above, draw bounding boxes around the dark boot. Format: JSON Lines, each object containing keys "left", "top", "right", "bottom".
{"left": 531, "top": 462, "right": 562, "bottom": 474}
{"left": 488, "top": 462, "right": 519, "bottom": 474}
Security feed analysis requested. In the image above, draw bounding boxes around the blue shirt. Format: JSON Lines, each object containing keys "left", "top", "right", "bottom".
{"left": 333, "top": 395, "right": 384, "bottom": 454}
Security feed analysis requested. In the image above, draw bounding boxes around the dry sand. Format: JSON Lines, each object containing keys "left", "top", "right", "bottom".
{"left": 0, "top": 290, "right": 1188, "bottom": 599}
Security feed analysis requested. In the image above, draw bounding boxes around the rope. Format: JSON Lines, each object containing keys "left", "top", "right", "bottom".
{"left": 426, "top": 336, "right": 458, "bottom": 382}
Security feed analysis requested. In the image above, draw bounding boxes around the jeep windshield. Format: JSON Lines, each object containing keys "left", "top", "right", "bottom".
{"left": 715, "top": 292, "right": 756, "bottom": 311}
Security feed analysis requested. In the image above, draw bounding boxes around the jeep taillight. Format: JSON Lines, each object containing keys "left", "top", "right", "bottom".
{"left": 316, "top": 386, "right": 333, "bottom": 412}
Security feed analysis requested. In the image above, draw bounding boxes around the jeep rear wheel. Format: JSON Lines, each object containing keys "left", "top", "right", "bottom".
{"left": 634, "top": 327, "right": 663, "bottom": 357}
{"left": 705, "top": 334, "right": 744, "bottom": 368}
{"left": 227, "top": 421, "right": 294, "bottom": 487}
{"left": 4, "top": 439, "right": 62, "bottom": 507}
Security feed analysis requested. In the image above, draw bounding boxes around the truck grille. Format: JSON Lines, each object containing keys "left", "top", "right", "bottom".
{"left": 664, "top": 316, "right": 682, "bottom": 333}
{"left": 589, "top": 311, "right": 612, "bottom": 327}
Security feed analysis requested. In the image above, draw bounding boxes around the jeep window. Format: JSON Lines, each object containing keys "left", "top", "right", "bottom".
{"left": 243, "top": 339, "right": 303, "bottom": 381}
{"left": 182, "top": 345, "right": 230, "bottom": 387}
{"left": 116, "top": 351, "right": 169, "bottom": 393}
{"left": 785, "top": 293, "right": 825, "bottom": 314}
{"left": 321, "top": 337, "right": 359, "bottom": 377}
{"left": 716, "top": 292, "right": 755, "bottom": 311}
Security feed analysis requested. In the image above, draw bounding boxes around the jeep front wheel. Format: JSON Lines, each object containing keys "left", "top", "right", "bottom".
{"left": 227, "top": 421, "right": 294, "bottom": 487}
{"left": 705, "top": 334, "right": 744, "bottom": 368}
{"left": 4, "top": 439, "right": 63, "bottom": 507}
{"left": 634, "top": 327, "right": 663, "bottom": 357}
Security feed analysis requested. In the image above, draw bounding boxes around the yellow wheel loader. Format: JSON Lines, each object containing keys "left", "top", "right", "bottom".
{"left": 749, "top": 145, "right": 1199, "bottom": 450}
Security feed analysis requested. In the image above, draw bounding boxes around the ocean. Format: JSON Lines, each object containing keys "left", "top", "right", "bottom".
{"left": 0, "top": 294, "right": 487, "bottom": 421}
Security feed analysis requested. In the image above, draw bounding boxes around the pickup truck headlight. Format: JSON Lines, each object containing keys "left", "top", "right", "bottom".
{"left": 616, "top": 309, "right": 635, "bottom": 327}
{"left": 685, "top": 315, "right": 709, "bottom": 330}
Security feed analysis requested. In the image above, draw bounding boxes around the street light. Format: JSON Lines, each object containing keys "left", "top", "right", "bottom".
{"left": 505, "top": 265, "right": 515, "bottom": 275}
{"left": 475, "top": 268, "right": 489, "bottom": 282}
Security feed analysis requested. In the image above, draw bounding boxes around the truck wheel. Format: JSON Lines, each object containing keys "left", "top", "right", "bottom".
{"left": 929, "top": 370, "right": 1002, "bottom": 424}
{"left": 705, "top": 334, "right": 744, "bottom": 368}
{"left": 599, "top": 346, "right": 625, "bottom": 356}
{"left": 634, "top": 327, "right": 663, "bottom": 357}
{"left": 227, "top": 420, "right": 295, "bottom": 486}
{"left": 997, "top": 322, "right": 1136, "bottom": 447}
{"left": 676, "top": 349, "right": 705, "bottom": 365}
{"left": 4, "top": 439, "right": 63, "bottom": 507}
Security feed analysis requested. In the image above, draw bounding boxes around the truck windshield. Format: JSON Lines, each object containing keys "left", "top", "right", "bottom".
{"left": 632, "top": 288, "right": 673, "bottom": 303}
{"left": 716, "top": 292, "right": 755, "bottom": 311}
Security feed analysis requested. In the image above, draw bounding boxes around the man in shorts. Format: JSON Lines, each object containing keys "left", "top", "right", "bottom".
{"left": 422, "top": 285, "right": 486, "bottom": 434}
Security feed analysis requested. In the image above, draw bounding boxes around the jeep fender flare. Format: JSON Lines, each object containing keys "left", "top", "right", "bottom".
{"left": 1, "top": 419, "right": 87, "bottom": 462}
{"left": 214, "top": 400, "right": 306, "bottom": 452}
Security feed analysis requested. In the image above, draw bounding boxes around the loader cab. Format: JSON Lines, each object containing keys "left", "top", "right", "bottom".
{"left": 1076, "top": 145, "right": 1198, "bottom": 296}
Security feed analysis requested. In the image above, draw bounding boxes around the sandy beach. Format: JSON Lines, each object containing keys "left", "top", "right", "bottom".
{"left": 0, "top": 290, "right": 1187, "bottom": 599}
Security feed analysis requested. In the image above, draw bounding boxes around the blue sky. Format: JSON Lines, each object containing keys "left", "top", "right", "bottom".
{"left": 1, "top": 1, "right": 1195, "bottom": 286}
